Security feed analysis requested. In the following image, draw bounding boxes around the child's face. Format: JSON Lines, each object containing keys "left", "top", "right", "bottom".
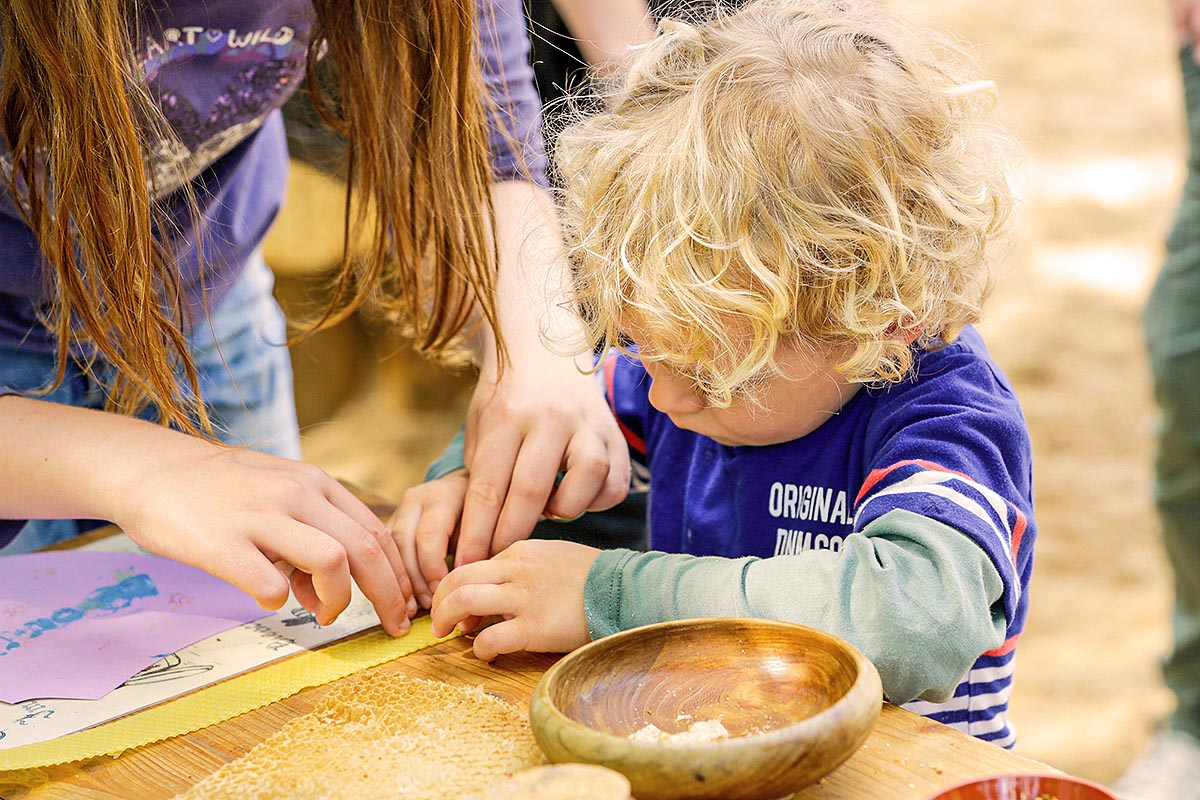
{"left": 638, "top": 338, "right": 862, "bottom": 448}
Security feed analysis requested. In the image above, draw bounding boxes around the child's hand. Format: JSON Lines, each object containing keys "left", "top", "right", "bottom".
{"left": 387, "top": 471, "right": 470, "bottom": 609}
{"left": 115, "top": 440, "right": 417, "bottom": 637}
{"left": 429, "top": 539, "right": 599, "bottom": 661}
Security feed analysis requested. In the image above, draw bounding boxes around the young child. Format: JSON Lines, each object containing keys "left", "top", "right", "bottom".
{"left": 392, "top": 0, "right": 1031, "bottom": 747}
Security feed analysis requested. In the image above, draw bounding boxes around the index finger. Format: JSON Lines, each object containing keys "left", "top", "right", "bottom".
{"left": 485, "top": 426, "right": 575, "bottom": 556}
{"left": 255, "top": 519, "right": 354, "bottom": 625}
{"left": 455, "top": 429, "right": 522, "bottom": 567}
{"left": 305, "top": 488, "right": 416, "bottom": 636}
{"left": 430, "top": 559, "right": 513, "bottom": 638}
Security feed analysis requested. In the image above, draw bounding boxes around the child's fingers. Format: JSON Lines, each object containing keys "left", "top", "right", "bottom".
{"left": 390, "top": 475, "right": 469, "bottom": 608}
{"left": 469, "top": 617, "right": 529, "bottom": 662}
{"left": 429, "top": 567, "right": 515, "bottom": 638}
{"left": 414, "top": 491, "right": 466, "bottom": 600}
{"left": 389, "top": 498, "right": 434, "bottom": 606}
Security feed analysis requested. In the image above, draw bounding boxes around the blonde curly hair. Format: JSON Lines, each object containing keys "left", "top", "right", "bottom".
{"left": 556, "top": 0, "right": 1020, "bottom": 406}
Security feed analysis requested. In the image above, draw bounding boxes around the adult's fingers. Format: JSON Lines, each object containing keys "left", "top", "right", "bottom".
{"left": 323, "top": 478, "right": 411, "bottom": 587}
{"left": 205, "top": 549, "right": 292, "bottom": 613}
{"left": 313, "top": 485, "right": 415, "bottom": 635}
{"left": 541, "top": 428, "right": 625, "bottom": 522}
{"left": 1183, "top": 1, "right": 1200, "bottom": 49}
{"left": 455, "top": 428, "right": 522, "bottom": 567}
{"left": 487, "top": 427, "right": 572, "bottom": 556}
{"left": 597, "top": 420, "right": 633, "bottom": 509}
{"left": 277, "top": 561, "right": 319, "bottom": 615}
{"left": 252, "top": 518, "right": 355, "bottom": 626}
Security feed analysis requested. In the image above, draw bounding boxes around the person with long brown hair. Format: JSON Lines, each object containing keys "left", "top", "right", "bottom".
{"left": 0, "top": 0, "right": 629, "bottom": 636}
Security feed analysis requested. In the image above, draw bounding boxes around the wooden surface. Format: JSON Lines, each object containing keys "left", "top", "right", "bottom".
{"left": 1, "top": 514, "right": 1067, "bottom": 799}
{"left": 0, "top": 632, "right": 1061, "bottom": 800}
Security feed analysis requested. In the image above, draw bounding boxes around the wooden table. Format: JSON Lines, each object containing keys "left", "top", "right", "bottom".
{"left": 0, "top": 502, "right": 1075, "bottom": 800}
{"left": 0, "top": 631, "right": 1063, "bottom": 800}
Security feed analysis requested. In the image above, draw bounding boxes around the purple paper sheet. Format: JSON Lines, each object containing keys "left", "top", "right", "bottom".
{"left": 0, "top": 551, "right": 271, "bottom": 703}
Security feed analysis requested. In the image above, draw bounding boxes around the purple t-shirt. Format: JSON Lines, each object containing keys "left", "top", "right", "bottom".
{"left": 0, "top": 0, "right": 546, "bottom": 352}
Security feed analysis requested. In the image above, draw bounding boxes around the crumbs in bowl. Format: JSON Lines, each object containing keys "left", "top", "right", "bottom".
{"left": 629, "top": 719, "right": 732, "bottom": 745}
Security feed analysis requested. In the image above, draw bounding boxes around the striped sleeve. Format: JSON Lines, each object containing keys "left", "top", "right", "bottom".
{"left": 901, "top": 650, "right": 1018, "bottom": 747}
{"left": 853, "top": 459, "right": 1028, "bottom": 624}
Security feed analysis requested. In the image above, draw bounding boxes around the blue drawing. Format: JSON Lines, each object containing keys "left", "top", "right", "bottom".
{"left": 0, "top": 572, "right": 158, "bottom": 656}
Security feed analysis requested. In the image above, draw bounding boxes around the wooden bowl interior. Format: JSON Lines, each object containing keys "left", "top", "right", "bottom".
{"left": 928, "top": 774, "right": 1120, "bottom": 800}
{"left": 546, "top": 619, "right": 863, "bottom": 739}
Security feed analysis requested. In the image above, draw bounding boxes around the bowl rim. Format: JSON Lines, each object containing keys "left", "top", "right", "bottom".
{"left": 531, "top": 617, "right": 883, "bottom": 755}
{"left": 924, "top": 771, "right": 1121, "bottom": 800}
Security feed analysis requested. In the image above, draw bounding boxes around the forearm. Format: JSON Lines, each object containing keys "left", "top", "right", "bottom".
{"left": 0, "top": 395, "right": 205, "bottom": 524}
{"left": 584, "top": 509, "right": 1007, "bottom": 704}
{"left": 479, "top": 180, "right": 589, "bottom": 367}
{"left": 550, "top": 0, "right": 655, "bottom": 74}
{"left": 0, "top": 399, "right": 418, "bottom": 635}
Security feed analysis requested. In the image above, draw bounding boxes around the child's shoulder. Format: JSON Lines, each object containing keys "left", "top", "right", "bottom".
{"left": 864, "top": 325, "right": 1027, "bottom": 443}
{"left": 912, "top": 325, "right": 1016, "bottom": 394}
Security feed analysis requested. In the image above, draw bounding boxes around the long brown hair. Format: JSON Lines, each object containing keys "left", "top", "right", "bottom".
{"left": 0, "top": 0, "right": 499, "bottom": 435}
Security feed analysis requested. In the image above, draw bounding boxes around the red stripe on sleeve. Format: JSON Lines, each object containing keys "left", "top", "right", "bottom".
{"left": 854, "top": 459, "right": 973, "bottom": 505}
{"left": 984, "top": 633, "right": 1021, "bottom": 658}
{"left": 1009, "top": 508, "right": 1028, "bottom": 560}
{"left": 605, "top": 355, "right": 647, "bottom": 456}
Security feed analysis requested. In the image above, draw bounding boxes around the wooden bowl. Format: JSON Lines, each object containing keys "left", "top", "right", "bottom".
{"left": 926, "top": 774, "right": 1121, "bottom": 800}
{"left": 529, "top": 618, "right": 883, "bottom": 800}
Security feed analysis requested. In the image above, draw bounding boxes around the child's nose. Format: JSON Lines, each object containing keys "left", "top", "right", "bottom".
{"left": 646, "top": 368, "right": 703, "bottom": 416}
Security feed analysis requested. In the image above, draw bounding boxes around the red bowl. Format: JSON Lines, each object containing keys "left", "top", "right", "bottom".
{"left": 926, "top": 773, "right": 1121, "bottom": 800}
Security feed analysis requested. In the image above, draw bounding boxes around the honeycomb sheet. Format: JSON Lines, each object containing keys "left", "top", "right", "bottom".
{"left": 173, "top": 672, "right": 544, "bottom": 799}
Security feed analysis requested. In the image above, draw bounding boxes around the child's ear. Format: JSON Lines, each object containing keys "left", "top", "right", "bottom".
{"left": 884, "top": 323, "right": 922, "bottom": 344}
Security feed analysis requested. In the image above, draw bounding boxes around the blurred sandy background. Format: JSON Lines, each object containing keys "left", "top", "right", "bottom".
{"left": 263, "top": 0, "right": 1184, "bottom": 786}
